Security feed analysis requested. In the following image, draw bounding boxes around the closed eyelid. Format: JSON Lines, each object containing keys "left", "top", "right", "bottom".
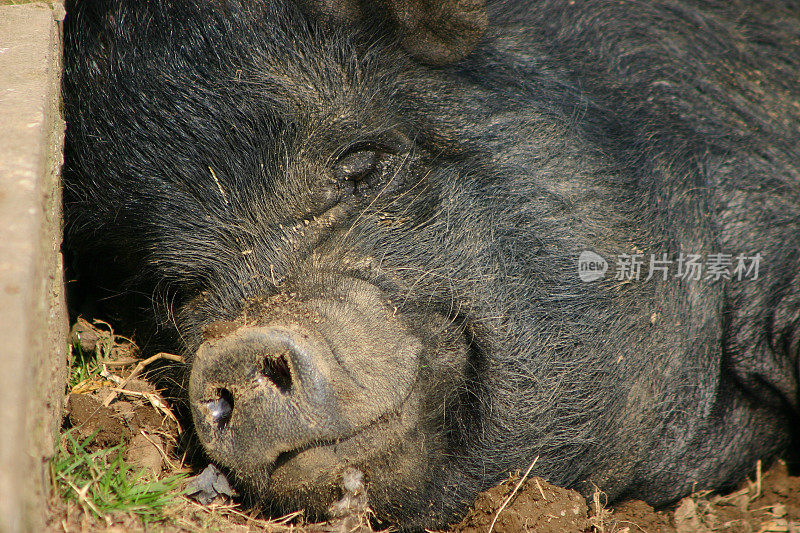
{"left": 334, "top": 150, "right": 380, "bottom": 181}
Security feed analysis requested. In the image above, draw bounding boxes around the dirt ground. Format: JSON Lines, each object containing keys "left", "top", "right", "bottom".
{"left": 451, "top": 462, "right": 800, "bottom": 533}
{"left": 50, "top": 318, "right": 800, "bottom": 533}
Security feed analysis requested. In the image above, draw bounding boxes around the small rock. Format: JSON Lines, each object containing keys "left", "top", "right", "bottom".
{"left": 675, "top": 498, "right": 711, "bottom": 533}
{"left": 758, "top": 518, "right": 791, "bottom": 532}
{"left": 772, "top": 503, "right": 788, "bottom": 518}
{"left": 111, "top": 401, "right": 136, "bottom": 421}
{"left": 186, "top": 464, "right": 238, "bottom": 505}
{"left": 126, "top": 432, "right": 163, "bottom": 476}
{"left": 131, "top": 404, "right": 164, "bottom": 431}
{"left": 70, "top": 318, "right": 107, "bottom": 355}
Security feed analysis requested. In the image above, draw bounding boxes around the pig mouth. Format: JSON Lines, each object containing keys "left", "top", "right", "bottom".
{"left": 269, "top": 405, "right": 407, "bottom": 472}
{"left": 268, "top": 410, "right": 403, "bottom": 478}
{"left": 264, "top": 383, "right": 416, "bottom": 476}
{"left": 230, "top": 394, "right": 422, "bottom": 518}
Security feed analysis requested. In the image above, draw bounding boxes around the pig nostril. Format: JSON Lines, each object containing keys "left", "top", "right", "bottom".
{"left": 261, "top": 351, "right": 292, "bottom": 393}
{"left": 205, "top": 388, "right": 234, "bottom": 428}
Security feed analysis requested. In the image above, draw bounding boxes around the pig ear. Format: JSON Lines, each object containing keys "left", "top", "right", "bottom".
{"left": 384, "top": 0, "right": 487, "bottom": 65}
{"left": 296, "top": 0, "right": 487, "bottom": 65}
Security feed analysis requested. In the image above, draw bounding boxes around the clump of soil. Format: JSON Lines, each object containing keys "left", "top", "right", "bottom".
{"left": 53, "top": 318, "right": 800, "bottom": 533}
{"left": 452, "top": 474, "right": 589, "bottom": 533}
{"left": 607, "top": 499, "right": 674, "bottom": 532}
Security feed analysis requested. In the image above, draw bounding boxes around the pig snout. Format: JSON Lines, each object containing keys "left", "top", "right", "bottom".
{"left": 190, "top": 325, "right": 347, "bottom": 462}
{"left": 187, "top": 284, "right": 422, "bottom": 481}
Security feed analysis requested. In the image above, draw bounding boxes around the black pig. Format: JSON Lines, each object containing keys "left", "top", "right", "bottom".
{"left": 62, "top": 0, "right": 800, "bottom": 528}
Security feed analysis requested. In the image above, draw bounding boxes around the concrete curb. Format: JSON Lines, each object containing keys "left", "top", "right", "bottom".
{"left": 0, "top": 2, "right": 67, "bottom": 532}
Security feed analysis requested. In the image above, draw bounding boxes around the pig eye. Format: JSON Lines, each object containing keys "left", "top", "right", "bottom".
{"left": 330, "top": 134, "right": 411, "bottom": 196}
{"left": 333, "top": 148, "right": 381, "bottom": 185}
